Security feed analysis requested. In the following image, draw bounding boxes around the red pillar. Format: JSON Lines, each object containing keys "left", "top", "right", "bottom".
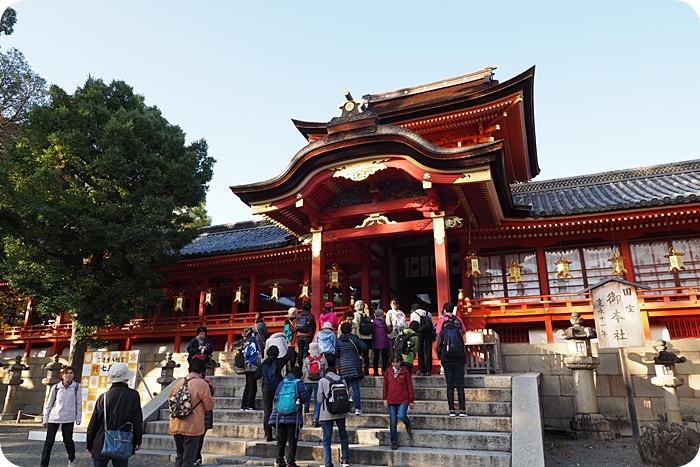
{"left": 536, "top": 245, "right": 550, "bottom": 297}
{"left": 23, "top": 299, "right": 33, "bottom": 327}
{"left": 433, "top": 213, "right": 451, "bottom": 311}
{"left": 249, "top": 272, "right": 259, "bottom": 315}
{"left": 310, "top": 228, "right": 324, "bottom": 316}
{"left": 361, "top": 243, "right": 371, "bottom": 304}
{"left": 174, "top": 335, "right": 182, "bottom": 353}
{"left": 381, "top": 246, "right": 390, "bottom": 309}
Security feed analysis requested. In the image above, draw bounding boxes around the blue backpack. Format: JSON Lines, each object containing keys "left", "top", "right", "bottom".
{"left": 275, "top": 378, "right": 300, "bottom": 415}
{"left": 441, "top": 318, "right": 465, "bottom": 359}
{"left": 283, "top": 322, "right": 293, "bottom": 343}
{"left": 316, "top": 330, "right": 335, "bottom": 355}
{"left": 244, "top": 334, "right": 260, "bottom": 365}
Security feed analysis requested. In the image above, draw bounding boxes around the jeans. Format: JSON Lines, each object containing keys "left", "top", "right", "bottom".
{"left": 93, "top": 458, "right": 129, "bottom": 467}
{"left": 41, "top": 422, "right": 76, "bottom": 467}
{"left": 242, "top": 371, "right": 257, "bottom": 409}
{"left": 321, "top": 418, "right": 349, "bottom": 467}
{"left": 442, "top": 361, "right": 466, "bottom": 411}
{"left": 173, "top": 433, "right": 200, "bottom": 467}
{"left": 388, "top": 403, "right": 410, "bottom": 443}
{"left": 276, "top": 423, "right": 299, "bottom": 465}
{"left": 349, "top": 377, "right": 361, "bottom": 410}
{"left": 304, "top": 382, "right": 320, "bottom": 421}
{"left": 195, "top": 430, "right": 207, "bottom": 462}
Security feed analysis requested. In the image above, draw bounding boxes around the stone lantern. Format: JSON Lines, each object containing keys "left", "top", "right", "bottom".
{"left": 650, "top": 340, "right": 686, "bottom": 424}
{"left": 557, "top": 311, "right": 615, "bottom": 440}
{"left": 41, "top": 355, "right": 64, "bottom": 407}
{"left": 156, "top": 352, "right": 180, "bottom": 392}
{"left": 3, "top": 356, "right": 29, "bottom": 415}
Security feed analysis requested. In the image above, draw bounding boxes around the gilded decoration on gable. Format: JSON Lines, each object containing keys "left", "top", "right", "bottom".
{"left": 356, "top": 213, "right": 397, "bottom": 228}
{"left": 333, "top": 160, "right": 389, "bottom": 182}
{"left": 445, "top": 216, "right": 463, "bottom": 229}
{"left": 324, "top": 181, "right": 425, "bottom": 209}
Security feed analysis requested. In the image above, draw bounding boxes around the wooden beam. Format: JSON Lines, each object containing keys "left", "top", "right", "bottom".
{"left": 323, "top": 196, "right": 440, "bottom": 220}
{"left": 323, "top": 218, "right": 434, "bottom": 243}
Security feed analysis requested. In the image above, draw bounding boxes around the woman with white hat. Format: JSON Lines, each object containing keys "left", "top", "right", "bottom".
{"left": 86, "top": 363, "right": 143, "bottom": 466}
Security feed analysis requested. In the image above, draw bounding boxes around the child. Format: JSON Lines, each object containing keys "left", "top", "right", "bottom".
{"left": 268, "top": 366, "right": 309, "bottom": 467}
{"left": 382, "top": 353, "right": 414, "bottom": 450}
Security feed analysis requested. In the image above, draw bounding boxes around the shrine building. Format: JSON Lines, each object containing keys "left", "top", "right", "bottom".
{"left": 3, "top": 66, "right": 700, "bottom": 357}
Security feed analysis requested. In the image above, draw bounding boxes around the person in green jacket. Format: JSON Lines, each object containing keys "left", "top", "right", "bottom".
{"left": 394, "top": 321, "right": 419, "bottom": 372}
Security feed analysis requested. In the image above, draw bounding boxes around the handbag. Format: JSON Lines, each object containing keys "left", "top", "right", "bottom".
{"left": 101, "top": 394, "right": 134, "bottom": 459}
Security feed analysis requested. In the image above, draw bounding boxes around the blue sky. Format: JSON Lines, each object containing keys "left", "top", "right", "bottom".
{"left": 2, "top": 1, "right": 699, "bottom": 225}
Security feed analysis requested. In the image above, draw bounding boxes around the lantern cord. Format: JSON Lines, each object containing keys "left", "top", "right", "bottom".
{"left": 666, "top": 212, "right": 674, "bottom": 245}
{"left": 609, "top": 217, "right": 617, "bottom": 252}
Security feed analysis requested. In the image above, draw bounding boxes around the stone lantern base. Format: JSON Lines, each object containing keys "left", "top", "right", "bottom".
{"left": 566, "top": 413, "right": 617, "bottom": 441}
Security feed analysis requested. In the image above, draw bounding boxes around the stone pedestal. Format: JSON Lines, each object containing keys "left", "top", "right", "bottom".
{"left": 650, "top": 340, "right": 686, "bottom": 424}
{"left": 155, "top": 352, "right": 180, "bottom": 393}
{"left": 2, "top": 356, "right": 29, "bottom": 417}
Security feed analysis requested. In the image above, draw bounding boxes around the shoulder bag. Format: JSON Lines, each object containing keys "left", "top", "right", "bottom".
{"left": 101, "top": 393, "right": 134, "bottom": 459}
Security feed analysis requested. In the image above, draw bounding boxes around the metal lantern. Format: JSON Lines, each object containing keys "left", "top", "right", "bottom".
{"left": 299, "top": 281, "right": 310, "bottom": 300}
{"left": 609, "top": 251, "right": 627, "bottom": 276}
{"left": 204, "top": 289, "right": 214, "bottom": 306}
{"left": 665, "top": 246, "right": 686, "bottom": 273}
{"left": 270, "top": 282, "right": 280, "bottom": 302}
{"left": 326, "top": 263, "right": 343, "bottom": 289}
{"left": 508, "top": 260, "right": 523, "bottom": 283}
{"left": 234, "top": 286, "right": 245, "bottom": 304}
{"left": 465, "top": 251, "right": 481, "bottom": 277}
{"left": 556, "top": 256, "right": 573, "bottom": 279}
{"left": 174, "top": 294, "right": 185, "bottom": 312}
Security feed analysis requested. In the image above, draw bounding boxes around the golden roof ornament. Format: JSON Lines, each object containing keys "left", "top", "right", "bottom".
{"left": 326, "top": 263, "right": 343, "bottom": 289}
{"left": 204, "top": 289, "right": 214, "bottom": 306}
{"left": 270, "top": 282, "right": 280, "bottom": 302}
{"left": 234, "top": 286, "right": 245, "bottom": 304}
{"left": 299, "top": 281, "right": 310, "bottom": 300}
{"left": 174, "top": 294, "right": 185, "bottom": 312}
{"left": 508, "top": 260, "right": 524, "bottom": 283}
{"left": 609, "top": 251, "right": 627, "bottom": 276}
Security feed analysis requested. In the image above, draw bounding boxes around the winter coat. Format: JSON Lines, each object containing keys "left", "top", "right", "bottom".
{"left": 319, "top": 310, "right": 339, "bottom": 333}
{"left": 315, "top": 328, "right": 337, "bottom": 355}
{"left": 371, "top": 318, "right": 390, "bottom": 350}
{"left": 86, "top": 382, "right": 143, "bottom": 459}
{"left": 352, "top": 311, "right": 372, "bottom": 340}
{"left": 296, "top": 310, "right": 316, "bottom": 339}
{"left": 253, "top": 320, "right": 269, "bottom": 346}
{"left": 267, "top": 374, "right": 309, "bottom": 426}
{"left": 302, "top": 353, "right": 328, "bottom": 384}
{"left": 316, "top": 372, "right": 349, "bottom": 421}
{"left": 203, "top": 376, "right": 215, "bottom": 430}
{"left": 397, "top": 328, "right": 419, "bottom": 365}
{"left": 187, "top": 336, "right": 214, "bottom": 363}
{"left": 264, "top": 332, "right": 289, "bottom": 359}
{"left": 168, "top": 373, "right": 215, "bottom": 437}
{"left": 43, "top": 380, "right": 81, "bottom": 424}
{"left": 335, "top": 333, "right": 367, "bottom": 380}
{"left": 254, "top": 353, "right": 292, "bottom": 392}
{"left": 383, "top": 366, "right": 415, "bottom": 405}
{"left": 386, "top": 309, "right": 407, "bottom": 339}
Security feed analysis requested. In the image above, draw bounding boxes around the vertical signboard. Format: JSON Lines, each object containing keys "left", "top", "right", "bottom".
{"left": 590, "top": 279, "right": 645, "bottom": 348}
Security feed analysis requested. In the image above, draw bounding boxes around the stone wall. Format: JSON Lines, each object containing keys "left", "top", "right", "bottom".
{"left": 2, "top": 341, "right": 698, "bottom": 436}
{"left": 500, "top": 340, "right": 700, "bottom": 435}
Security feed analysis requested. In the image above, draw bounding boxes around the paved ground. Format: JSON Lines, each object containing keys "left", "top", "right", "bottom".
{"left": 0, "top": 421, "right": 651, "bottom": 466}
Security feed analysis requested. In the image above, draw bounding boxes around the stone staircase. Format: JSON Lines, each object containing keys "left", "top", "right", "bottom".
{"left": 138, "top": 373, "right": 543, "bottom": 466}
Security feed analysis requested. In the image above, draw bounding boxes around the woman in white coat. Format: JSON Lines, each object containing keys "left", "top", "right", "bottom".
{"left": 41, "top": 365, "right": 82, "bottom": 467}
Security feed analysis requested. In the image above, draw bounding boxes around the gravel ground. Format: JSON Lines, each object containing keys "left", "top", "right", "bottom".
{"left": 0, "top": 421, "right": 653, "bottom": 467}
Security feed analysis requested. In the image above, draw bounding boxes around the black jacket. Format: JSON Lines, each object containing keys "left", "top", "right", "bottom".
{"left": 86, "top": 382, "right": 143, "bottom": 459}
{"left": 187, "top": 336, "right": 214, "bottom": 362}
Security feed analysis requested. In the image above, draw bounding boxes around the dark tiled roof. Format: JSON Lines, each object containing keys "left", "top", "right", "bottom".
{"left": 180, "top": 220, "right": 293, "bottom": 258}
{"left": 512, "top": 160, "right": 700, "bottom": 217}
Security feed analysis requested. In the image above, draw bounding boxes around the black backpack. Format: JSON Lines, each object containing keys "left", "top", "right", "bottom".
{"left": 418, "top": 313, "right": 433, "bottom": 334}
{"left": 359, "top": 313, "right": 374, "bottom": 335}
{"left": 324, "top": 375, "right": 350, "bottom": 415}
{"left": 261, "top": 361, "right": 281, "bottom": 392}
{"left": 393, "top": 332, "right": 413, "bottom": 355}
{"left": 296, "top": 312, "right": 311, "bottom": 333}
{"left": 441, "top": 318, "right": 465, "bottom": 359}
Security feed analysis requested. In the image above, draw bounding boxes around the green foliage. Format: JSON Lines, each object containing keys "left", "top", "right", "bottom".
{"left": 0, "top": 78, "right": 215, "bottom": 333}
{"left": 0, "top": 47, "right": 48, "bottom": 141}
{"left": 0, "top": 8, "right": 17, "bottom": 36}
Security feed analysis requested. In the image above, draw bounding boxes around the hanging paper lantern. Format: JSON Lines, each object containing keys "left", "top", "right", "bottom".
{"left": 234, "top": 286, "right": 245, "bottom": 304}
{"left": 465, "top": 251, "right": 481, "bottom": 277}
{"left": 326, "top": 263, "right": 343, "bottom": 289}
{"left": 665, "top": 247, "right": 686, "bottom": 273}
{"left": 508, "top": 260, "right": 523, "bottom": 283}
{"left": 556, "top": 256, "right": 573, "bottom": 279}
{"left": 609, "top": 251, "right": 627, "bottom": 276}
{"left": 299, "top": 281, "right": 310, "bottom": 300}
{"left": 270, "top": 282, "right": 280, "bottom": 302}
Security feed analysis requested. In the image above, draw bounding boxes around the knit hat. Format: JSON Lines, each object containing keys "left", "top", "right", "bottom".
{"left": 107, "top": 363, "right": 134, "bottom": 383}
{"left": 324, "top": 301, "right": 334, "bottom": 308}
{"left": 309, "top": 342, "right": 320, "bottom": 357}
{"left": 375, "top": 309, "right": 384, "bottom": 318}
{"left": 322, "top": 321, "right": 334, "bottom": 330}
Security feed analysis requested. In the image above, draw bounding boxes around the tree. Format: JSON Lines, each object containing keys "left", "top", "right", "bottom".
{"left": 0, "top": 78, "right": 215, "bottom": 369}
{"left": 1, "top": 7, "right": 17, "bottom": 36}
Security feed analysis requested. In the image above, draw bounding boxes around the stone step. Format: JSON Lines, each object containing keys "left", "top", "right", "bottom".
{"left": 136, "top": 449, "right": 385, "bottom": 467}
{"left": 140, "top": 435, "right": 510, "bottom": 467}
{"left": 145, "top": 420, "right": 511, "bottom": 450}
{"left": 159, "top": 397, "right": 512, "bottom": 418}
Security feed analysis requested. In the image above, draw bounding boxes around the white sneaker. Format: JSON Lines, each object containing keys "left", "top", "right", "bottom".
{"left": 355, "top": 409, "right": 362, "bottom": 415}
{"left": 68, "top": 462, "right": 76, "bottom": 467}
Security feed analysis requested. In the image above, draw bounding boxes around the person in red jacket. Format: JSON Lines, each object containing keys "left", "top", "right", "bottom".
{"left": 382, "top": 353, "right": 414, "bottom": 450}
